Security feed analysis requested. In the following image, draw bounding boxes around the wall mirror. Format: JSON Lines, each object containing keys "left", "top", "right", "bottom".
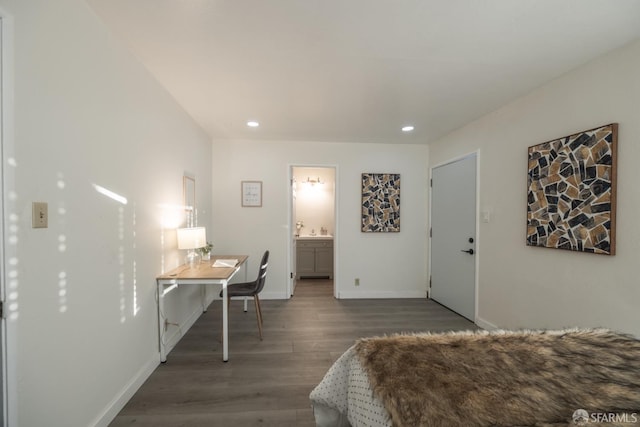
{"left": 183, "top": 175, "right": 196, "bottom": 227}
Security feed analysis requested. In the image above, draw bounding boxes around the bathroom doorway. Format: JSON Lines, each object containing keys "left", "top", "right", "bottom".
{"left": 288, "top": 166, "right": 337, "bottom": 297}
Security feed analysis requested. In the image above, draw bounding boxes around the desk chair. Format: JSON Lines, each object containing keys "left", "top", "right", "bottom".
{"left": 220, "top": 250, "right": 269, "bottom": 340}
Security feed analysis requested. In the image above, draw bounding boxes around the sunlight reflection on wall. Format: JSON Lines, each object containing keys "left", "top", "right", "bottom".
{"left": 58, "top": 272, "right": 67, "bottom": 313}
{"left": 58, "top": 234, "right": 66, "bottom": 252}
{"left": 92, "top": 183, "right": 132, "bottom": 323}
{"left": 5, "top": 155, "right": 20, "bottom": 321}
{"left": 57, "top": 180, "right": 67, "bottom": 314}
{"left": 158, "top": 203, "right": 186, "bottom": 274}
{"left": 132, "top": 205, "right": 139, "bottom": 316}
{"left": 7, "top": 192, "right": 19, "bottom": 321}
{"left": 119, "top": 205, "right": 126, "bottom": 323}
{"left": 57, "top": 173, "right": 68, "bottom": 313}
{"left": 7, "top": 256, "right": 19, "bottom": 321}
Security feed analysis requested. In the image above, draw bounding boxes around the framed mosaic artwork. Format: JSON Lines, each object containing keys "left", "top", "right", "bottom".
{"left": 526, "top": 123, "right": 618, "bottom": 255}
{"left": 361, "top": 173, "right": 400, "bottom": 232}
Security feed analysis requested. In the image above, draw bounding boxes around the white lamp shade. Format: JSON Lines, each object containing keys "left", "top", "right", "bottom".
{"left": 177, "top": 227, "right": 206, "bottom": 250}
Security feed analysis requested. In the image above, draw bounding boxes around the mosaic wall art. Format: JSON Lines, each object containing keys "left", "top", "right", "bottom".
{"left": 527, "top": 123, "right": 618, "bottom": 255}
{"left": 362, "top": 173, "right": 400, "bottom": 232}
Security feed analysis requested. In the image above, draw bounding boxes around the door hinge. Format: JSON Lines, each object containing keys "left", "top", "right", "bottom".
{"left": 0, "top": 301, "right": 3, "bottom": 318}
{"left": 429, "top": 228, "right": 432, "bottom": 238}
{"left": 430, "top": 178, "right": 432, "bottom": 187}
{"left": 290, "top": 272, "right": 293, "bottom": 279}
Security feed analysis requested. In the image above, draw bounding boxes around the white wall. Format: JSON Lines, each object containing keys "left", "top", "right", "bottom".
{"left": 429, "top": 39, "right": 640, "bottom": 337}
{"left": 1, "top": 0, "right": 212, "bottom": 426}
{"left": 211, "top": 139, "right": 430, "bottom": 299}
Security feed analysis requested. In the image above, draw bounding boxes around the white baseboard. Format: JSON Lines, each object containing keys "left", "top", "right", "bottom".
{"left": 337, "top": 290, "right": 426, "bottom": 299}
{"left": 257, "top": 291, "right": 290, "bottom": 300}
{"left": 222, "top": 291, "right": 289, "bottom": 300}
{"left": 91, "top": 355, "right": 158, "bottom": 427}
{"left": 227, "top": 290, "right": 426, "bottom": 300}
{"left": 475, "top": 316, "right": 499, "bottom": 331}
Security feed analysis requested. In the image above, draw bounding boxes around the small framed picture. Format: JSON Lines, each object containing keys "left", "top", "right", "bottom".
{"left": 241, "top": 181, "right": 262, "bottom": 207}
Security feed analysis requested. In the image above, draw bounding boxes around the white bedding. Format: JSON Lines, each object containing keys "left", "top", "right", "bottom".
{"left": 309, "top": 345, "right": 391, "bottom": 427}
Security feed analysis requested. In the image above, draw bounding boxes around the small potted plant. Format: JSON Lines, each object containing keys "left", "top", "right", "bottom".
{"left": 198, "top": 242, "right": 213, "bottom": 261}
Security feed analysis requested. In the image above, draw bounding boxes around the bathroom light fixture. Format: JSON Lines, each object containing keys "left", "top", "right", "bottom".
{"left": 402, "top": 125, "right": 415, "bottom": 132}
{"left": 306, "top": 176, "right": 324, "bottom": 185}
{"left": 247, "top": 121, "right": 260, "bottom": 128}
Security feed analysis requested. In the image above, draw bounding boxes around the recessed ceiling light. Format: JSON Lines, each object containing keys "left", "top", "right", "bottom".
{"left": 402, "top": 125, "right": 415, "bottom": 132}
{"left": 247, "top": 121, "right": 260, "bottom": 128}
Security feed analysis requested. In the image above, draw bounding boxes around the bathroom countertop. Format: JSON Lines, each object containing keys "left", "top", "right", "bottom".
{"left": 296, "top": 235, "right": 333, "bottom": 240}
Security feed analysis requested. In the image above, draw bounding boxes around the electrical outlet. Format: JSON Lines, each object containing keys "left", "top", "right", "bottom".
{"left": 355, "top": 278, "right": 360, "bottom": 286}
{"left": 32, "top": 202, "right": 48, "bottom": 228}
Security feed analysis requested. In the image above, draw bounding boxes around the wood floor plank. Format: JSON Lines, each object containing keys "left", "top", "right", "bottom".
{"left": 109, "top": 279, "right": 476, "bottom": 426}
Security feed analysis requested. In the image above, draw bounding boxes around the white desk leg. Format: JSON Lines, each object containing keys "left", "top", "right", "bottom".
{"left": 243, "top": 262, "right": 249, "bottom": 312}
{"left": 222, "top": 279, "right": 229, "bottom": 362}
{"left": 158, "top": 283, "right": 167, "bottom": 363}
{"left": 202, "top": 284, "right": 207, "bottom": 313}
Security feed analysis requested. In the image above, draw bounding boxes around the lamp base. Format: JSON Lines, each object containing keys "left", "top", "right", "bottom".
{"left": 186, "top": 251, "right": 201, "bottom": 268}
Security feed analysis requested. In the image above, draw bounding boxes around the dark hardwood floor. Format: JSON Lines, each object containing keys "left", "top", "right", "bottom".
{"left": 109, "top": 279, "right": 476, "bottom": 426}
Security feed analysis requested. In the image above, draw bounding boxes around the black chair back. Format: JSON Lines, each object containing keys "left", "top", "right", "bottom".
{"left": 254, "top": 250, "right": 269, "bottom": 294}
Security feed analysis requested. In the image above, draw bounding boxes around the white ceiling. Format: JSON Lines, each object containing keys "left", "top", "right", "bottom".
{"left": 86, "top": 0, "right": 640, "bottom": 144}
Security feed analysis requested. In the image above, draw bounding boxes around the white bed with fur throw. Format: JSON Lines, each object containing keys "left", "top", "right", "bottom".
{"left": 309, "top": 328, "right": 640, "bottom": 427}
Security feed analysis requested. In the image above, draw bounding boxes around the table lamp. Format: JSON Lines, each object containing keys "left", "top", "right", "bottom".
{"left": 177, "top": 227, "right": 206, "bottom": 268}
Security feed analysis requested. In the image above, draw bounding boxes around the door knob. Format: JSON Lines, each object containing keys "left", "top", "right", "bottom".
{"left": 461, "top": 249, "right": 474, "bottom": 255}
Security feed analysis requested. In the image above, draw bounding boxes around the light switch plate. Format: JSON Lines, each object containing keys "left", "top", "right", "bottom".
{"left": 32, "top": 202, "right": 48, "bottom": 228}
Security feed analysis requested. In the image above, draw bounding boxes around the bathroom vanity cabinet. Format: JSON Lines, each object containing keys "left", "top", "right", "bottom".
{"left": 296, "top": 238, "right": 333, "bottom": 279}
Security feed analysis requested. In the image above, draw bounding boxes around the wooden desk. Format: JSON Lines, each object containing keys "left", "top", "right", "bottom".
{"left": 156, "top": 255, "right": 249, "bottom": 362}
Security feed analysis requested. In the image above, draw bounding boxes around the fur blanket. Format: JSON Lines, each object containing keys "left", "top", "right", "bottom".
{"left": 354, "top": 329, "right": 640, "bottom": 427}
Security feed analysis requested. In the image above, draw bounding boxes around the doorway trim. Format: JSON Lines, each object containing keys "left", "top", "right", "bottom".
{"left": 428, "top": 150, "right": 480, "bottom": 323}
{"left": 287, "top": 164, "right": 339, "bottom": 298}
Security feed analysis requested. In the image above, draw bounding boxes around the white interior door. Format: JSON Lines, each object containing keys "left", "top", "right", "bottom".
{"left": 430, "top": 153, "right": 477, "bottom": 321}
